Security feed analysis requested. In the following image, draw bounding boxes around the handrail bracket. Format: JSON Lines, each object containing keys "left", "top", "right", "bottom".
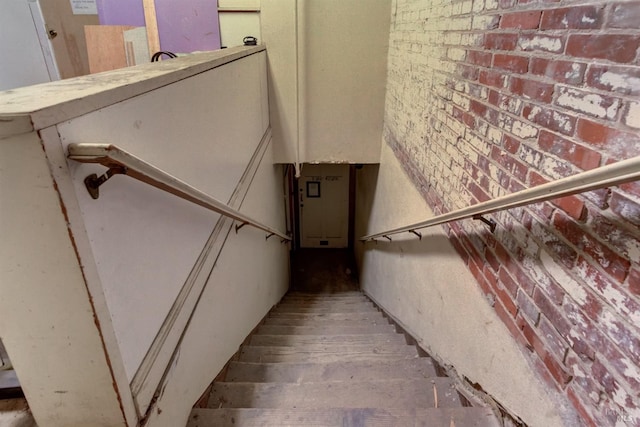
{"left": 84, "top": 166, "right": 127, "bottom": 200}
{"left": 473, "top": 215, "right": 496, "bottom": 233}
{"left": 235, "top": 222, "right": 248, "bottom": 233}
{"left": 409, "top": 229, "right": 422, "bottom": 240}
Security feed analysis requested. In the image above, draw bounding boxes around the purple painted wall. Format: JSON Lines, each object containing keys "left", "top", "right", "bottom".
{"left": 96, "top": 0, "right": 145, "bottom": 26}
{"left": 155, "top": 0, "right": 221, "bottom": 53}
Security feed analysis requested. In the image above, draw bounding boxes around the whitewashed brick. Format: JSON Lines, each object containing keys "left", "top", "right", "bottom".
{"left": 487, "top": 126, "right": 503, "bottom": 144}
{"left": 511, "top": 120, "right": 538, "bottom": 139}
{"left": 556, "top": 87, "right": 620, "bottom": 120}
{"left": 447, "top": 47, "right": 467, "bottom": 61}
{"left": 624, "top": 101, "right": 640, "bottom": 129}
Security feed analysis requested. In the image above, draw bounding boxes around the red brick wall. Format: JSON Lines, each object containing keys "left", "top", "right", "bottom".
{"left": 384, "top": 0, "right": 640, "bottom": 424}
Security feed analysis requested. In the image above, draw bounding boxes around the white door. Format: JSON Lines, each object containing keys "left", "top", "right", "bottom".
{"left": 0, "top": 0, "right": 59, "bottom": 91}
{"left": 299, "top": 164, "right": 349, "bottom": 248}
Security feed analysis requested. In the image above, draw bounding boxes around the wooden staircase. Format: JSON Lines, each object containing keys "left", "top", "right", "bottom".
{"left": 187, "top": 291, "right": 500, "bottom": 426}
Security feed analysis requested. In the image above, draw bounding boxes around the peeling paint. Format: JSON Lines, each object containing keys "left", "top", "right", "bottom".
{"left": 565, "top": 64, "right": 582, "bottom": 81}
{"left": 511, "top": 120, "right": 538, "bottom": 139}
{"left": 624, "top": 102, "right": 640, "bottom": 129}
{"left": 557, "top": 89, "right": 619, "bottom": 119}
{"left": 518, "top": 36, "right": 563, "bottom": 52}
{"left": 599, "top": 72, "right": 640, "bottom": 93}
{"left": 552, "top": 111, "right": 574, "bottom": 133}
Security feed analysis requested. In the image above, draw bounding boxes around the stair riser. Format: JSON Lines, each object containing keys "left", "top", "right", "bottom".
{"left": 262, "top": 318, "right": 391, "bottom": 327}
{"left": 238, "top": 346, "right": 419, "bottom": 364}
{"left": 256, "top": 325, "right": 397, "bottom": 335}
{"left": 209, "top": 379, "right": 462, "bottom": 409}
{"left": 225, "top": 359, "right": 438, "bottom": 383}
{"left": 188, "top": 407, "right": 501, "bottom": 427}
{"left": 273, "top": 306, "right": 379, "bottom": 314}
{"left": 249, "top": 333, "right": 405, "bottom": 347}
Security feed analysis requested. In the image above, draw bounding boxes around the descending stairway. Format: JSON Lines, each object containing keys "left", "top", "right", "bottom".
{"left": 187, "top": 291, "right": 500, "bottom": 426}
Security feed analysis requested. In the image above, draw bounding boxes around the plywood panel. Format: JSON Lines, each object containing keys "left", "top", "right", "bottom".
{"left": 85, "top": 25, "right": 135, "bottom": 73}
{"left": 39, "top": 0, "right": 99, "bottom": 78}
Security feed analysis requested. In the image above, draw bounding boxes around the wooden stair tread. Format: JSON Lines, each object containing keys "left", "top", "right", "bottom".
{"left": 225, "top": 358, "right": 438, "bottom": 383}
{"left": 256, "top": 325, "right": 396, "bottom": 335}
{"left": 208, "top": 378, "right": 462, "bottom": 409}
{"left": 189, "top": 291, "right": 500, "bottom": 427}
{"left": 238, "top": 344, "right": 419, "bottom": 363}
{"left": 188, "top": 407, "right": 500, "bottom": 427}
{"left": 250, "top": 333, "right": 405, "bottom": 346}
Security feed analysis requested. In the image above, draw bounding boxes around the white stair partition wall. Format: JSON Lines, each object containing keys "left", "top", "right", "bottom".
{"left": 0, "top": 46, "right": 290, "bottom": 426}
{"left": 1, "top": 129, "right": 130, "bottom": 427}
{"left": 143, "top": 133, "right": 290, "bottom": 427}
{"left": 57, "top": 48, "right": 272, "bottom": 417}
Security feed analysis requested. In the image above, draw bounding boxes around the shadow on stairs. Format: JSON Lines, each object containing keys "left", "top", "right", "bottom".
{"left": 187, "top": 249, "right": 500, "bottom": 426}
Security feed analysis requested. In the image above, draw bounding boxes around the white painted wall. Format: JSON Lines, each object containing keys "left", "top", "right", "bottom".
{"left": 218, "top": 0, "right": 261, "bottom": 48}
{"left": 0, "top": 131, "right": 127, "bottom": 427}
{"left": 261, "top": 0, "right": 298, "bottom": 165}
{"left": 144, "top": 142, "right": 289, "bottom": 427}
{"left": 298, "top": 0, "right": 390, "bottom": 163}
{"left": 355, "top": 143, "right": 577, "bottom": 427}
{"left": 262, "top": 0, "right": 391, "bottom": 167}
{"left": 56, "top": 51, "right": 270, "bottom": 382}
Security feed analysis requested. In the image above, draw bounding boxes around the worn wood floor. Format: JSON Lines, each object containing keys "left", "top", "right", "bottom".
{"left": 188, "top": 250, "right": 500, "bottom": 426}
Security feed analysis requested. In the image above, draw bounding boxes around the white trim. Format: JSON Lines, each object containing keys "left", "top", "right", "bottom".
{"left": 29, "top": 1, "right": 60, "bottom": 82}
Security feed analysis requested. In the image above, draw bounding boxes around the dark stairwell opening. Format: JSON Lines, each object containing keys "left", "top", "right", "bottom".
{"left": 290, "top": 249, "right": 360, "bottom": 294}
{"left": 287, "top": 162, "right": 363, "bottom": 294}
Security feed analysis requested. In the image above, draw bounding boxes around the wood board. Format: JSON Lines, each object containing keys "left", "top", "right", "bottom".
{"left": 85, "top": 25, "right": 135, "bottom": 73}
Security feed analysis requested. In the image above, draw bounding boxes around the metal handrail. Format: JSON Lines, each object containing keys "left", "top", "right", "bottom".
{"left": 361, "top": 155, "right": 640, "bottom": 241}
{"left": 67, "top": 143, "right": 291, "bottom": 242}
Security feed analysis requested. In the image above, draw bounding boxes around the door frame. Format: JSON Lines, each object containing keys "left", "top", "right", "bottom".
{"left": 292, "top": 163, "right": 355, "bottom": 250}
